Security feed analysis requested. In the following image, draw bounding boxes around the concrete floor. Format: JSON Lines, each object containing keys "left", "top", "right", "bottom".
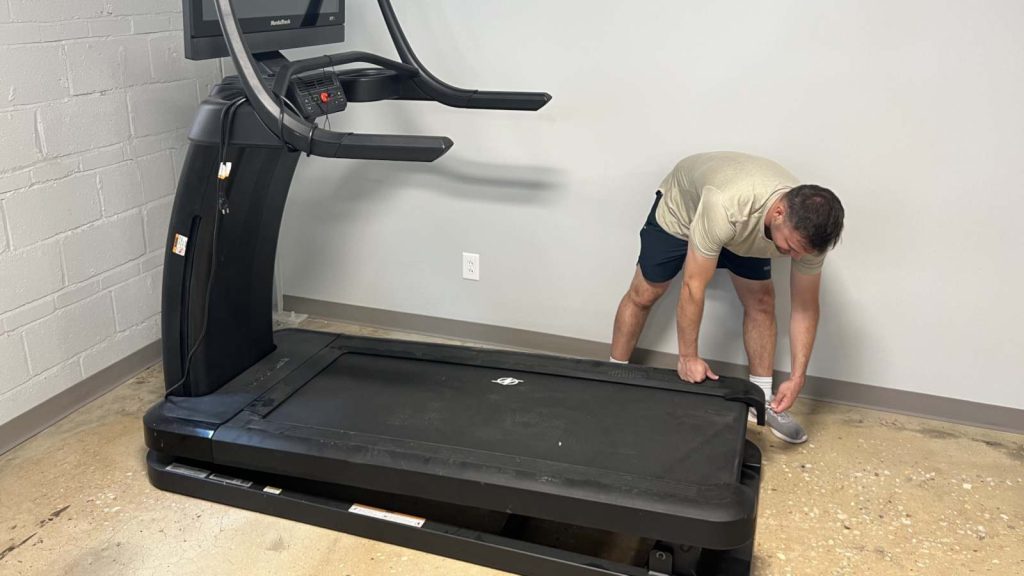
{"left": 1, "top": 319, "right": 1022, "bottom": 576}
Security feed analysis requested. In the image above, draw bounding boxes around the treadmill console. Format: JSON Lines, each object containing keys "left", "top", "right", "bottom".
{"left": 287, "top": 71, "right": 348, "bottom": 119}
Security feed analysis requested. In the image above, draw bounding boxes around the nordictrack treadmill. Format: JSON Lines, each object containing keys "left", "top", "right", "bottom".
{"left": 143, "top": 1, "right": 767, "bottom": 574}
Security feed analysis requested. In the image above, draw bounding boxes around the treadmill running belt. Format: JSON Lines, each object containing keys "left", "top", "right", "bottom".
{"left": 266, "top": 352, "right": 747, "bottom": 486}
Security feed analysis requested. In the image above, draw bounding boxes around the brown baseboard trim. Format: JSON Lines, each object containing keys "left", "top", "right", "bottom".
{"left": 0, "top": 341, "right": 161, "bottom": 456}
{"left": 286, "top": 296, "right": 1024, "bottom": 435}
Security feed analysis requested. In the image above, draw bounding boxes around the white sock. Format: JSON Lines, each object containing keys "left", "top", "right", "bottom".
{"left": 749, "top": 375, "right": 773, "bottom": 403}
{"left": 609, "top": 356, "right": 628, "bottom": 364}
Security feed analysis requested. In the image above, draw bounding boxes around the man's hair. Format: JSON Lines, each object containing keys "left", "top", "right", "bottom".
{"left": 783, "top": 184, "right": 845, "bottom": 252}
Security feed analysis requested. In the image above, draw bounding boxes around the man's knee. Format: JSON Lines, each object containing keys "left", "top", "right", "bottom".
{"left": 628, "top": 274, "right": 669, "bottom": 309}
{"left": 744, "top": 284, "right": 776, "bottom": 317}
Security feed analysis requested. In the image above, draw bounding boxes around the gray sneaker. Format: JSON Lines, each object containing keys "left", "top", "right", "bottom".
{"left": 749, "top": 405, "right": 808, "bottom": 444}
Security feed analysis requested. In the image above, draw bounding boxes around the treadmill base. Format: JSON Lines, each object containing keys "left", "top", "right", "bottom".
{"left": 147, "top": 451, "right": 755, "bottom": 576}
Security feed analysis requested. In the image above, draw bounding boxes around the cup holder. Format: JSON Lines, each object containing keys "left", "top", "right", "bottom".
{"left": 336, "top": 67, "right": 403, "bottom": 101}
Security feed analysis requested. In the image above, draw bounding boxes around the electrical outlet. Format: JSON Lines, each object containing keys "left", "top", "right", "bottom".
{"left": 462, "top": 252, "right": 480, "bottom": 281}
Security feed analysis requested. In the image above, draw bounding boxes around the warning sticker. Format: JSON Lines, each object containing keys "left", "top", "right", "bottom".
{"left": 172, "top": 234, "right": 189, "bottom": 256}
{"left": 348, "top": 504, "right": 425, "bottom": 528}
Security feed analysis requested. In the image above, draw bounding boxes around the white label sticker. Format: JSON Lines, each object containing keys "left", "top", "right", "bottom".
{"left": 263, "top": 486, "right": 283, "bottom": 495}
{"left": 172, "top": 234, "right": 189, "bottom": 256}
{"left": 348, "top": 504, "right": 425, "bottom": 528}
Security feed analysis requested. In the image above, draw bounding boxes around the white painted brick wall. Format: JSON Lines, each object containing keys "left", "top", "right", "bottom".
{"left": 100, "top": 262, "right": 141, "bottom": 289}
{"left": 142, "top": 196, "right": 173, "bottom": 253}
{"left": 8, "top": 0, "right": 108, "bottom": 23}
{"left": 0, "top": 172, "right": 32, "bottom": 195}
{"left": 109, "top": 0, "right": 180, "bottom": 17}
{"left": 133, "top": 15, "right": 176, "bottom": 35}
{"left": 5, "top": 173, "right": 102, "bottom": 247}
{"left": 0, "top": 23, "right": 40, "bottom": 45}
{"left": 0, "top": 203, "right": 7, "bottom": 254}
{"left": 0, "top": 332, "right": 30, "bottom": 396}
{"left": 39, "top": 21, "right": 92, "bottom": 43}
{"left": 139, "top": 251, "right": 163, "bottom": 273}
{"left": 0, "top": 0, "right": 221, "bottom": 425}
{"left": 149, "top": 34, "right": 221, "bottom": 87}
{"left": 111, "top": 268, "right": 160, "bottom": 331}
{"left": 89, "top": 19, "right": 133, "bottom": 38}
{"left": 97, "top": 161, "right": 144, "bottom": 216}
{"left": 53, "top": 279, "right": 101, "bottom": 309}
{"left": 61, "top": 212, "right": 145, "bottom": 284}
{"left": 128, "top": 80, "right": 199, "bottom": 137}
{"left": 81, "top": 315, "right": 160, "bottom": 377}
{"left": 0, "top": 360, "right": 82, "bottom": 424}
{"left": 23, "top": 293, "right": 116, "bottom": 374}
{"left": 81, "top": 145, "right": 126, "bottom": 172}
{"left": 30, "top": 157, "right": 80, "bottom": 184}
{"left": 138, "top": 151, "right": 175, "bottom": 201}
{"left": 0, "top": 111, "right": 42, "bottom": 171}
{"left": 1, "top": 298, "right": 53, "bottom": 333}
{"left": 0, "top": 241, "right": 63, "bottom": 315}
{"left": 0, "top": 44, "right": 69, "bottom": 106}
{"left": 65, "top": 36, "right": 152, "bottom": 94}
{"left": 38, "top": 93, "right": 132, "bottom": 156}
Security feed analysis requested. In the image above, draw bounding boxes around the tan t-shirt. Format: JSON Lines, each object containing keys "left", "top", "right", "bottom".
{"left": 655, "top": 151, "right": 825, "bottom": 274}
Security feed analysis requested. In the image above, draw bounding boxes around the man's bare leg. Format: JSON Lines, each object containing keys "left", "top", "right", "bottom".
{"left": 729, "top": 274, "right": 777, "bottom": 381}
{"left": 731, "top": 273, "right": 808, "bottom": 442}
{"left": 610, "top": 266, "right": 671, "bottom": 362}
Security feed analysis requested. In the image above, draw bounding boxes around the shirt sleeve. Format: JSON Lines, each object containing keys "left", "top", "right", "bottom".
{"left": 793, "top": 252, "right": 826, "bottom": 275}
{"left": 689, "top": 186, "right": 736, "bottom": 258}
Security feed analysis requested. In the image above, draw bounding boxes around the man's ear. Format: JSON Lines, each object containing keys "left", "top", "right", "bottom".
{"left": 771, "top": 201, "right": 786, "bottom": 223}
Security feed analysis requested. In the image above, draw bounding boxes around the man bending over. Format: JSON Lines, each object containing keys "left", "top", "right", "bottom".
{"left": 610, "top": 151, "right": 844, "bottom": 444}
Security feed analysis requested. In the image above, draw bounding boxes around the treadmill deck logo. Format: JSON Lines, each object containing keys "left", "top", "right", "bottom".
{"left": 270, "top": 18, "right": 292, "bottom": 26}
{"left": 492, "top": 377, "right": 523, "bottom": 386}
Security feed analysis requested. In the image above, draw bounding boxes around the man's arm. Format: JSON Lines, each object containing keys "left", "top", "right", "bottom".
{"left": 677, "top": 244, "right": 720, "bottom": 382}
{"left": 772, "top": 265, "right": 821, "bottom": 411}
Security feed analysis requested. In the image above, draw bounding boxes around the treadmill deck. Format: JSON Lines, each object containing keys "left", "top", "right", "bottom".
{"left": 146, "top": 329, "right": 764, "bottom": 551}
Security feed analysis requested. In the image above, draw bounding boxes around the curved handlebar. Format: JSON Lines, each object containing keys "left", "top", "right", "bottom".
{"left": 377, "top": 0, "right": 551, "bottom": 111}
{"left": 215, "top": 0, "right": 451, "bottom": 161}
{"left": 214, "top": 0, "right": 550, "bottom": 160}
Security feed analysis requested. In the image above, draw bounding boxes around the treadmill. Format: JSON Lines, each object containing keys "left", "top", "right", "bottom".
{"left": 144, "top": 2, "right": 767, "bottom": 575}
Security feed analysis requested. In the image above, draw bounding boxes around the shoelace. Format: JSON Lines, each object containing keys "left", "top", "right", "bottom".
{"left": 768, "top": 405, "right": 793, "bottom": 423}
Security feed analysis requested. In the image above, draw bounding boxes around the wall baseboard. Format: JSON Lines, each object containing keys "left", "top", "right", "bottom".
{"left": 0, "top": 342, "right": 161, "bottom": 456}
{"left": 286, "top": 296, "right": 1024, "bottom": 436}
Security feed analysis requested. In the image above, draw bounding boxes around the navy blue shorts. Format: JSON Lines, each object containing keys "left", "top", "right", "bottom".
{"left": 638, "top": 192, "right": 772, "bottom": 283}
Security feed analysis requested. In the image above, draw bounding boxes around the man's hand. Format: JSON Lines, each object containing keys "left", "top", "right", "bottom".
{"left": 677, "top": 356, "right": 720, "bottom": 383}
{"left": 771, "top": 376, "right": 805, "bottom": 412}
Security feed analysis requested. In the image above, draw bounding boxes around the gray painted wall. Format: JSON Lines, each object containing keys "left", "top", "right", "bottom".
{"left": 278, "top": 0, "right": 1024, "bottom": 409}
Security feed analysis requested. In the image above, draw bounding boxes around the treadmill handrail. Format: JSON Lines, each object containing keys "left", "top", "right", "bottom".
{"left": 213, "top": 0, "right": 550, "bottom": 160}
{"left": 214, "top": 0, "right": 451, "bottom": 161}
{"left": 377, "top": 0, "right": 551, "bottom": 111}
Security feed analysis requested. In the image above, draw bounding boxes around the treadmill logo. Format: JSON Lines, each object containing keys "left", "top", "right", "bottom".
{"left": 270, "top": 18, "right": 292, "bottom": 26}
{"left": 492, "top": 377, "right": 523, "bottom": 386}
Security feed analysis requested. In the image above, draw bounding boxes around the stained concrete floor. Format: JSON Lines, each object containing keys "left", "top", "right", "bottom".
{"left": 1, "top": 319, "right": 1022, "bottom": 576}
